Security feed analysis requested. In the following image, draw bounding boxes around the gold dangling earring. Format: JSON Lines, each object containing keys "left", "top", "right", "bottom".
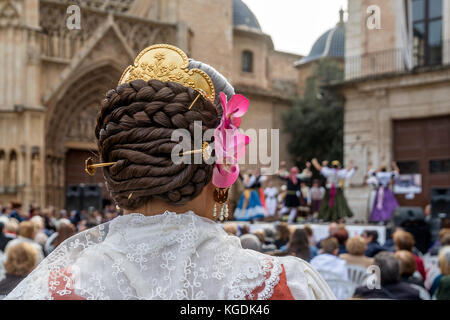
{"left": 213, "top": 187, "right": 230, "bottom": 222}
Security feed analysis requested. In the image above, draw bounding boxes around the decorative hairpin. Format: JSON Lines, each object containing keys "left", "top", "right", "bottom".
{"left": 188, "top": 93, "right": 201, "bottom": 110}
{"left": 85, "top": 157, "right": 117, "bottom": 176}
{"left": 181, "top": 142, "right": 213, "bottom": 162}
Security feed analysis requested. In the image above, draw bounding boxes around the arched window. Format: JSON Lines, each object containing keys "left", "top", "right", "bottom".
{"left": 242, "top": 50, "right": 254, "bottom": 73}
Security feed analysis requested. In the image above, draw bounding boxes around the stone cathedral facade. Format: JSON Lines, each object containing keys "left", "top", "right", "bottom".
{"left": 0, "top": 0, "right": 302, "bottom": 211}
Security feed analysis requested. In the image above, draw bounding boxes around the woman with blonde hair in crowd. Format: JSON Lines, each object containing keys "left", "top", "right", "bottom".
{"left": 4, "top": 221, "right": 43, "bottom": 263}
{"left": 30, "top": 216, "right": 48, "bottom": 248}
{"left": 4, "top": 219, "right": 19, "bottom": 238}
{"left": 340, "top": 236, "right": 374, "bottom": 269}
{"left": 222, "top": 222, "right": 238, "bottom": 236}
{"left": 0, "top": 243, "right": 38, "bottom": 297}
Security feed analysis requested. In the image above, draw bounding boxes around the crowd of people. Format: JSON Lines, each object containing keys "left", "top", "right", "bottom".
{"left": 0, "top": 194, "right": 447, "bottom": 300}
{"left": 223, "top": 221, "right": 450, "bottom": 300}
{"left": 0, "top": 201, "right": 120, "bottom": 298}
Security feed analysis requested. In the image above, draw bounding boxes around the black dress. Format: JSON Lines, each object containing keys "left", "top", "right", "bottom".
{"left": 279, "top": 176, "right": 301, "bottom": 208}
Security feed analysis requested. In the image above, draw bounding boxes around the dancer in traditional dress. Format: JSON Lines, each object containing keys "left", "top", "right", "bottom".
{"left": 278, "top": 164, "right": 312, "bottom": 224}
{"left": 366, "top": 166, "right": 379, "bottom": 221}
{"left": 309, "top": 179, "right": 325, "bottom": 219}
{"left": 311, "top": 159, "right": 356, "bottom": 222}
{"left": 5, "top": 44, "right": 334, "bottom": 300}
{"left": 234, "top": 171, "right": 267, "bottom": 221}
{"left": 264, "top": 183, "right": 279, "bottom": 218}
{"left": 369, "top": 162, "right": 400, "bottom": 223}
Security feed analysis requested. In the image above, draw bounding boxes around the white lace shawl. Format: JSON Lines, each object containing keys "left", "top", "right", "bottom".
{"left": 5, "top": 211, "right": 335, "bottom": 300}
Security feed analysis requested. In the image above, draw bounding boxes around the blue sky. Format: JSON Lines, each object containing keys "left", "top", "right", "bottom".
{"left": 243, "top": 0, "right": 348, "bottom": 56}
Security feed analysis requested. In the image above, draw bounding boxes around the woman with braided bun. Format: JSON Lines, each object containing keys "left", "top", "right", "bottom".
{"left": 6, "top": 44, "right": 334, "bottom": 300}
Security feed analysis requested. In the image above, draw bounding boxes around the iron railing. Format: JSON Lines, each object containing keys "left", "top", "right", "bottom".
{"left": 345, "top": 40, "right": 450, "bottom": 81}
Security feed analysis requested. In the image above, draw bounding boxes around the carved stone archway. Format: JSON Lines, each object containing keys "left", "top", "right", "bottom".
{"left": 44, "top": 61, "right": 123, "bottom": 209}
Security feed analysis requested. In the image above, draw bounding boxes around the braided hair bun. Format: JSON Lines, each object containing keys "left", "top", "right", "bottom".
{"left": 95, "top": 79, "right": 219, "bottom": 210}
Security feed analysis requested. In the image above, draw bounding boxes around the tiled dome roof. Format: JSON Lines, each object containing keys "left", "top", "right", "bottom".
{"left": 298, "top": 13, "right": 345, "bottom": 65}
{"left": 233, "top": 0, "right": 262, "bottom": 32}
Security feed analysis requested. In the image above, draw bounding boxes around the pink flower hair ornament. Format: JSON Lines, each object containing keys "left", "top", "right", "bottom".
{"left": 212, "top": 92, "right": 250, "bottom": 189}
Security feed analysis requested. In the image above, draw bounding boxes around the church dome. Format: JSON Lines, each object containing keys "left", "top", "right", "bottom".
{"left": 298, "top": 11, "right": 345, "bottom": 65}
{"left": 233, "top": 0, "right": 262, "bottom": 32}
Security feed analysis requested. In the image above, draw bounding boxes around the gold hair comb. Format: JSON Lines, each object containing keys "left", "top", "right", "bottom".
{"left": 85, "top": 157, "right": 117, "bottom": 176}
{"left": 119, "top": 44, "right": 215, "bottom": 103}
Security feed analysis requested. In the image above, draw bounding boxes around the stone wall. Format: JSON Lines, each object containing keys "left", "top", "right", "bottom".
{"left": 0, "top": 0, "right": 300, "bottom": 210}
{"left": 232, "top": 29, "right": 271, "bottom": 89}
{"left": 341, "top": 69, "right": 450, "bottom": 221}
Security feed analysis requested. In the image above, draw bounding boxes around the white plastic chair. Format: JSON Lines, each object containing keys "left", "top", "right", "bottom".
{"left": 317, "top": 270, "right": 357, "bottom": 300}
{"left": 347, "top": 264, "right": 368, "bottom": 286}
{"left": 324, "top": 278, "right": 357, "bottom": 300}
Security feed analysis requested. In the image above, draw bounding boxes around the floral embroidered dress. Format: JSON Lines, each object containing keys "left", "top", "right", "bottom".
{"left": 6, "top": 211, "right": 334, "bottom": 300}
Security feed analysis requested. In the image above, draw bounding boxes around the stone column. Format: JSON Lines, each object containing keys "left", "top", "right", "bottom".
{"left": 0, "top": 0, "right": 43, "bottom": 208}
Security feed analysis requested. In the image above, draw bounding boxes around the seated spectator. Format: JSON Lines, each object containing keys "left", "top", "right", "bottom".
{"left": 263, "top": 227, "right": 277, "bottom": 245}
{"left": 334, "top": 227, "right": 349, "bottom": 255}
{"left": 353, "top": 252, "right": 421, "bottom": 300}
{"left": 304, "top": 225, "right": 318, "bottom": 259}
{"left": 310, "top": 237, "right": 348, "bottom": 280}
{"left": 44, "top": 219, "right": 75, "bottom": 255}
{"left": 0, "top": 243, "right": 38, "bottom": 298}
{"left": 41, "top": 207, "right": 56, "bottom": 235}
{"left": 240, "top": 234, "right": 262, "bottom": 252}
{"left": 395, "top": 250, "right": 425, "bottom": 288}
{"left": 287, "top": 229, "right": 311, "bottom": 262}
{"left": 340, "top": 236, "right": 374, "bottom": 269}
{"left": 0, "top": 222, "right": 13, "bottom": 253}
{"left": 223, "top": 222, "right": 238, "bottom": 236}
{"left": 253, "top": 230, "right": 265, "bottom": 245}
{"left": 69, "top": 210, "right": 82, "bottom": 228}
{"left": 238, "top": 224, "right": 250, "bottom": 237}
{"left": 5, "top": 221, "right": 44, "bottom": 263}
{"left": 428, "top": 228, "right": 450, "bottom": 256}
{"left": 8, "top": 202, "right": 25, "bottom": 223}
{"left": 253, "top": 230, "right": 276, "bottom": 252}
{"left": 362, "top": 230, "right": 385, "bottom": 257}
{"left": 316, "top": 222, "right": 338, "bottom": 249}
{"left": 4, "top": 219, "right": 19, "bottom": 238}
{"left": 274, "top": 222, "right": 290, "bottom": 249}
{"left": 435, "top": 246, "right": 450, "bottom": 300}
{"left": 30, "top": 216, "right": 48, "bottom": 248}
{"left": 393, "top": 230, "right": 426, "bottom": 281}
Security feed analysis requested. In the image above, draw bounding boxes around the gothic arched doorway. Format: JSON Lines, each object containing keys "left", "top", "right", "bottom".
{"left": 45, "top": 62, "right": 123, "bottom": 211}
